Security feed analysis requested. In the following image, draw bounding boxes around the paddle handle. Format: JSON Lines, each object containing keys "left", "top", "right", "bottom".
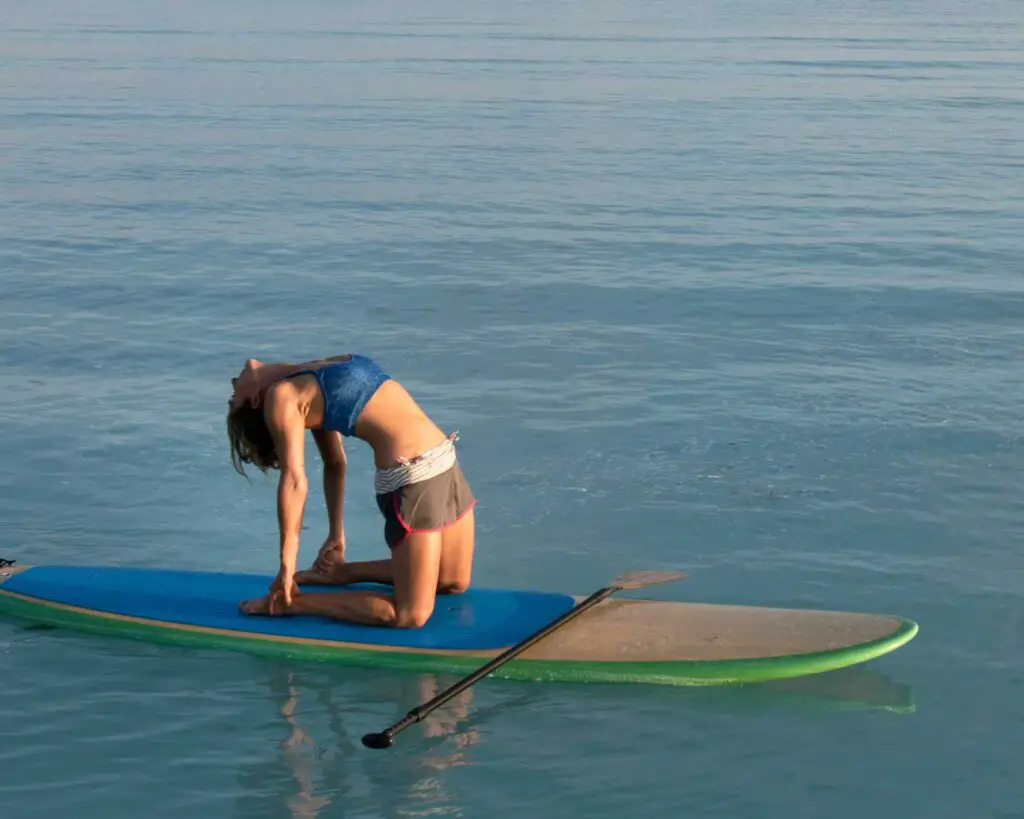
{"left": 362, "top": 583, "right": 620, "bottom": 748}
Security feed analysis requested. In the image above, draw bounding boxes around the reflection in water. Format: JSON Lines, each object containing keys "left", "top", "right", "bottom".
{"left": 234, "top": 658, "right": 913, "bottom": 818}
{"left": 680, "top": 664, "right": 916, "bottom": 717}
{"left": 235, "top": 665, "right": 504, "bottom": 819}
{"left": 409, "top": 675, "right": 481, "bottom": 768}
{"left": 754, "top": 664, "right": 916, "bottom": 714}
{"left": 278, "top": 675, "right": 333, "bottom": 819}
{"left": 233, "top": 666, "right": 348, "bottom": 819}
{"left": 568, "top": 662, "right": 916, "bottom": 720}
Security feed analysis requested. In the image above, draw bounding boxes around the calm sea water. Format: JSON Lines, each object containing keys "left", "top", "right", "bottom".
{"left": 2, "top": 1, "right": 1022, "bottom": 817}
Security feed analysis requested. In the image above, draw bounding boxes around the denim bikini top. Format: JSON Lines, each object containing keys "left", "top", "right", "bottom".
{"left": 294, "top": 355, "right": 391, "bottom": 437}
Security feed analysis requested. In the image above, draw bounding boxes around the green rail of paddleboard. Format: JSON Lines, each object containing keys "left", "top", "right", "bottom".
{"left": 0, "top": 592, "right": 919, "bottom": 685}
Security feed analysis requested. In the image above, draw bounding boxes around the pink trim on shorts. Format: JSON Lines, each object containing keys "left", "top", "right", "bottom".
{"left": 389, "top": 495, "right": 477, "bottom": 550}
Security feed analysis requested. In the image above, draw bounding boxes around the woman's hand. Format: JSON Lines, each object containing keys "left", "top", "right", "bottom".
{"left": 313, "top": 535, "right": 346, "bottom": 575}
{"left": 268, "top": 563, "right": 300, "bottom": 611}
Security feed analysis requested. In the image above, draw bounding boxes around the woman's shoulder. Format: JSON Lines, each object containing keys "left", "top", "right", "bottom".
{"left": 262, "top": 375, "right": 318, "bottom": 423}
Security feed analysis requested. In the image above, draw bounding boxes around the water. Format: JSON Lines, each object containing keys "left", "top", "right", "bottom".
{"left": 1, "top": 0, "right": 1022, "bottom": 816}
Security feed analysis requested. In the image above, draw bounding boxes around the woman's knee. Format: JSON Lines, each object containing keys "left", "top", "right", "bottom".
{"left": 438, "top": 577, "right": 469, "bottom": 595}
{"left": 393, "top": 602, "right": 435, "bottom": 629}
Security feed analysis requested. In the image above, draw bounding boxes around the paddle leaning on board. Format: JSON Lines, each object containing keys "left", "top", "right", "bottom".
{"left": 361, "top": 569, "right": 686, "bottom": 749}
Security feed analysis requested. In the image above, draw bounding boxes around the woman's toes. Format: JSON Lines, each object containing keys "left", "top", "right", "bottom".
{"left": 239, "top": 595, "right": 271, "bottom": 615}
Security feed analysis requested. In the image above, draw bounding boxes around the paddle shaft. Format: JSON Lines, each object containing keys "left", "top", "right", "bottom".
{"left": 361, "top": 582, "right": 623, "bottom": 749}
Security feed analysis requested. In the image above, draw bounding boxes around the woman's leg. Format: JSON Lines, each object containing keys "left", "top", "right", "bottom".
{"left": 294, "top": 508, "right": 475, "bottom": 595}
{"left": 239, "top": 531, "right": 444, "bottom": 628}
{"left": 437, "top": 507, "right": 475, "bottom": 594}
{"left": 257, "top": 462, "right": 477, "bottom": 625}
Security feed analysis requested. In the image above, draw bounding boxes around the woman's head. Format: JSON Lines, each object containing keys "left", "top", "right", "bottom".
{"left": 226, "top": 403, "right": 279, "bottom": 476}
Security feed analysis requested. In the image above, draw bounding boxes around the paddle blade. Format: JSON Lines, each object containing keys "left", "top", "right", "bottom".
{"left": 362, "top": 732, "right": 394, "bottom": 750}
{"left": 612, "top": 570, "right": 687, "bottom": 590}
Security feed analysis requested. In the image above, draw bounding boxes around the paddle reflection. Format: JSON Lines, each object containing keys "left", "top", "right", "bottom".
{"left": 411, "top": 674, "right": 482, "bottom": 767}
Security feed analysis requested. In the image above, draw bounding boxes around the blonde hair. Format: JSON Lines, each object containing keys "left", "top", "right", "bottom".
{"left": 226, "top": 404, "right": 279, "bottom": 477}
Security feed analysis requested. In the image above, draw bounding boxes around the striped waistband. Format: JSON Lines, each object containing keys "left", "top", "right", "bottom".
{"left": 374, "top": 432, "right": 459, "bottom": 494}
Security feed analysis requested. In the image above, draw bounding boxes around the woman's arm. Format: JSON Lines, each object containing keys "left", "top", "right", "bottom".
{"left": 263, "top": 383, "right": 309, "bottom": 602}
{"left": 251, "top": 355, "right": 351, "bottom": 385}
{"left": 242, "top": 360, "right": 309, "bottom": 405}
{"left": 231, "top": 356, "right": 351, "bottom": 411}
{"left": 312, "top": 429, "right": 347, "bottom": 545}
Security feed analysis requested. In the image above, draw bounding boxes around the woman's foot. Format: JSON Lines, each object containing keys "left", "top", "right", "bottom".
{"left": 295, "top": 560, "right": 351, "bottom": 586}
{"left": 239, "top": 592, "right": 291, "bottom": 616}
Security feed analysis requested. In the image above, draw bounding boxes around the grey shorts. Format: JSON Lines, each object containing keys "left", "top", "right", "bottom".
{"left": 375, "top": 461, "right": 476, "bottom": 549}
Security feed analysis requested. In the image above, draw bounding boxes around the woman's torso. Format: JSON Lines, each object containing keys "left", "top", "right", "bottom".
{"left": 289, "top": 355, "right": 447, "bottom": 467}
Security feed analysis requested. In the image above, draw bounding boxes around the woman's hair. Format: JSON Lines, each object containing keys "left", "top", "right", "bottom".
{"left": 226, "top": 403, "right": 279, "bottom": 477}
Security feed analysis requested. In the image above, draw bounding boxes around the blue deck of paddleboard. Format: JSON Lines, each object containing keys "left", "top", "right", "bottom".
{"left": 1, "top": 566, "right": 576, "bottom": 650}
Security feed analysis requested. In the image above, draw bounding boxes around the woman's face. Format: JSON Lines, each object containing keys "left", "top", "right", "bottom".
{"left": 229, "top": 359, "right": 263, "bottom": 410}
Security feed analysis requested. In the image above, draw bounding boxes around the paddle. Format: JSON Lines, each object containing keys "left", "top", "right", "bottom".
{"left": 361, "top": 569, "right": 686, "bottom": 750}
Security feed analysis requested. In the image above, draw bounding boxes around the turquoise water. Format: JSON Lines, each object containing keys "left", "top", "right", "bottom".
{"left": 2, "top": 0, "right": 1022, "bottom": 816}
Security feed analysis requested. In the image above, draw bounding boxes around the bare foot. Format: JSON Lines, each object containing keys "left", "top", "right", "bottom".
{"left": 295, "top": 562, "right": 351, "bottom": 586}
{"left": 239, "top": 593, "right": 289, "bottom": 616}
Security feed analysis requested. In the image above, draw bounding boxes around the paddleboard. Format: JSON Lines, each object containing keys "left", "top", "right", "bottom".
{"left": 0, "top": 564, "right": 917, "bottom": 685}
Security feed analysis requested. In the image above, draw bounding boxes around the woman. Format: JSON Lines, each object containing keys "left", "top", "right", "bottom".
{"left": 227, "top": 354, "right": 476, "bottom": 628}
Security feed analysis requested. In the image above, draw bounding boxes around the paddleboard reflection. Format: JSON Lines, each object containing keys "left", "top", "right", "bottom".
{"left": 234, "top": 657, "right": 913, "bottom": 817}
